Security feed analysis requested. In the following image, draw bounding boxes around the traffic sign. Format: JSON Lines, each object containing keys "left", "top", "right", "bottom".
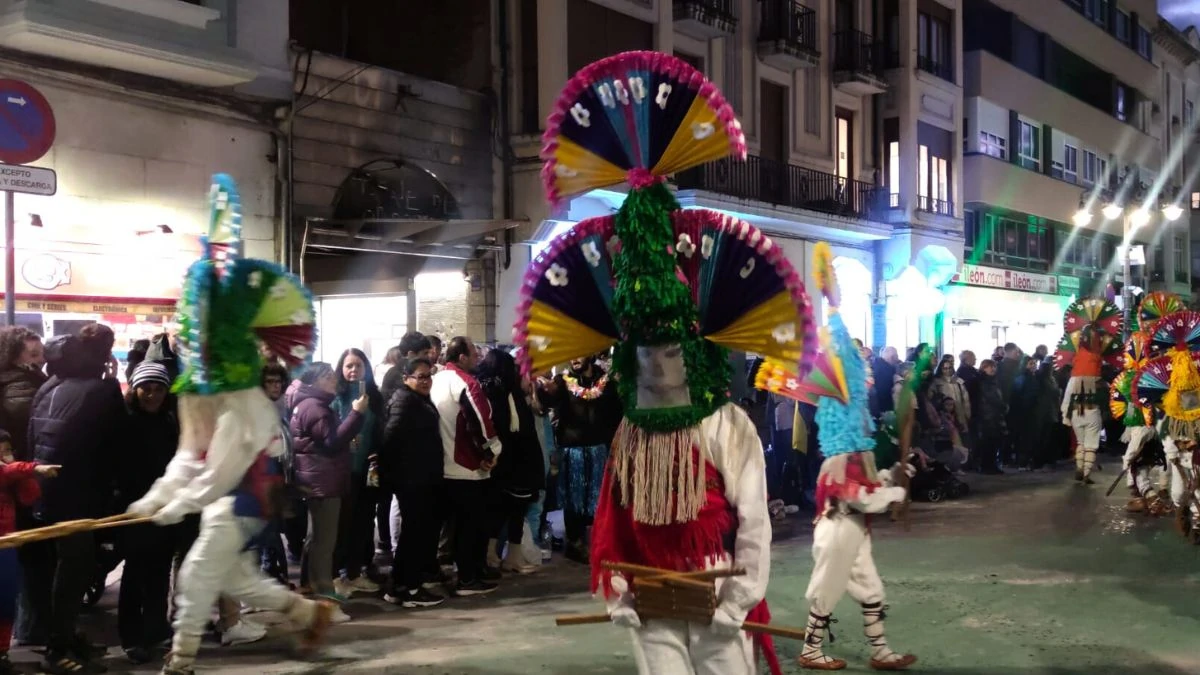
{"left": 0, "top": 164, "right": 54, "bottom": 196}
{"left": 0, "top": 80, "right": 55, "bottom": 165}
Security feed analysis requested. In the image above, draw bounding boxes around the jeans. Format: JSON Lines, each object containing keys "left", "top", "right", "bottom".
{"left": 0, "top": 548, "right": 18, "bottom": 651}
{"left": 14, "top": 538, "right": 52, "bottom": 645}
{"left": 301, "top": 497, "right": 341, "bottom": 595}
{"left": 336, "top": 478, "right": 377, "bottom": 580}
{"left": 118, "top": 524, "right": 173, "bottom": 649}
{"left": 49, "top": 532, "right": 94, "bottom": 653}
{"left": 444, "top": 479, "right": 492, "bottom": 584}
{"left": 259, "top": 520, "right": 289, "bottom": 585}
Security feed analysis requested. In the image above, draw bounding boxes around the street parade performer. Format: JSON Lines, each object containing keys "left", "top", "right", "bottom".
{"left": 1113, "top": 343, "right": 1167, "bottom": 514}
{"left": 128, "top": 175, "right": 333, "bottom": 675}
{"left": 789, "top": 244, "right": 916, "bottom": 672}
{"left": 1131, "top": 306, "right": 1200, "bottom": 539}
{"left": 1056, "top": 298, "right": 1123, "bottom": 485}
{"left": 515, "top": 51, "right": 821, "bottom": 674}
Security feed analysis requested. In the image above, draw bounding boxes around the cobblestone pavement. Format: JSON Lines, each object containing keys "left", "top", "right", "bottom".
{"left": 11, "top": 465, "right": 1200, "bottom": 674}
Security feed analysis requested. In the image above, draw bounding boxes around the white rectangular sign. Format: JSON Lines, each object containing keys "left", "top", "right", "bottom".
{"left": 953, "top": 263, "right": 1058, "bottom": 295}
{"left": 0, "top": 163, "right": 55, "bottom": 196}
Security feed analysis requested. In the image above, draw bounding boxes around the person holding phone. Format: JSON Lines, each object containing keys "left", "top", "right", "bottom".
{"left": 331, "top": 349, "right": 385, "bottom": 597}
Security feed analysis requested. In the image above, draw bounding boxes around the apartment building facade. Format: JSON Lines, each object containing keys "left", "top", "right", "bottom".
{"left": 0, "top": 0, "right": 289, "bottom": 357}
{"left": 956, "top": 0, "right": 1194, "bottom": 359}
{"left": 497, "top": 0, "right": 966, "bottom": 356}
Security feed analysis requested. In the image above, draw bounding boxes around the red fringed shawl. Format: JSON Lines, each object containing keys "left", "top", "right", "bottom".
{"left": 814, "top": 452, "right": 881, "bottom": 518}
{"left": 590, "top": 447, "right": 782, "bottom": 675}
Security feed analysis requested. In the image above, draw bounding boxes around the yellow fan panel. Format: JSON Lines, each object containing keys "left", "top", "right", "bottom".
{"left": 523, "top": 300, "right": 618, "bottom": 375}
{"left": 252, "top": 277, "right": 313, "bottom": 329}
{"left": 652, "top": 96, "right": 734, "bottom": 177}
{"left": 705, "top": 292, "right": 806, "bottom": 369}
{"left": 550, "top": 138, "right": 631, "bottom": 199}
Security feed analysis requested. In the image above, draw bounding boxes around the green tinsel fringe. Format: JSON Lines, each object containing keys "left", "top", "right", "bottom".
{"left": 610, "top": 183, "right": 730, "bottom": 432}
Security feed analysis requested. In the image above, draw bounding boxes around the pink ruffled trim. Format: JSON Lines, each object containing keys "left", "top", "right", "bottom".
{"left": 540, "top": 51, "right": 748, "bottom": 205}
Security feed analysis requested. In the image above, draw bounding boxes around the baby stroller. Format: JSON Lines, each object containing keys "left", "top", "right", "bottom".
{"left": 83, "top": 528, "right": 123, "bottom": 607}
{"left": 910, "top": 461, "right": 969, "bottom": 502}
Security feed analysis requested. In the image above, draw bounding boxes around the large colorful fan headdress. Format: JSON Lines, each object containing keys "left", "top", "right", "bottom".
{"left": 514, "top": 52, "right": 818, "bottom": 431}
{"left": 1056, "top": 298, "right": 1123, "bottom": 377}
{"left": 174, "top": 174, "right": 316, "bottom": 395}
{"left": 1134, "top": 309, "right": 1200, "bottom": 439}
{"left": 1137, "top": 291, "right": 1186, "bottom": 333}
{"left": 1111, "top": 370, "right": 1153, "bottom": 427}
{"left": 808, "top": 242, "right": 874, "bottom": 457}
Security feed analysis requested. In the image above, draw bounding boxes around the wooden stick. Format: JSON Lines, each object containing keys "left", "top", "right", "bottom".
{"left": 554, "top": 613, "right": 807, "bottom": 640}
{"left": 602, "top": 561, "right": 746, "bottom": 580}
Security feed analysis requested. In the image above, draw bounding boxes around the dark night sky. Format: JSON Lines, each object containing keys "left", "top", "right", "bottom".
{"left": 1162, "top": 0, "right": 1200, "bottom": 30}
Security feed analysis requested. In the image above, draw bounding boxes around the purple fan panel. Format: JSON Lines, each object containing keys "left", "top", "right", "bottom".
{"left": 531, "top": 242, "right": 620, "bottom": 339}
{"left": 559, "top": 87, "right": 635, "bottom": 172}
{"left": 646, "top": 70, "right": 700, "bottom": 167}
{"left": 700, "top": 232, "right": 787, "bottom": 335}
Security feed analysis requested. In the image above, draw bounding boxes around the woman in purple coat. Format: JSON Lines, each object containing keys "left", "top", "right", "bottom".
{"left": 289, "top": 363, "right": 365, "bottom": 622}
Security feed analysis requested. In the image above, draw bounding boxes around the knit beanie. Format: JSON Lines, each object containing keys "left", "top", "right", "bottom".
{"left": 130, "top": 361, "right": 171, "bottom": 389}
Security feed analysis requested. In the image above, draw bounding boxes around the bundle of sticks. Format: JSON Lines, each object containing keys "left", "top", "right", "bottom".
{"left": 0, "top": 512, "right": 153, "bottom": 550}
{"left": 555, "top": 561, "right": 805, "bottom": 641}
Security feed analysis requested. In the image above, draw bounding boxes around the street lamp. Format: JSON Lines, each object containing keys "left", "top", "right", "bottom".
{"left": 1073, "top": 175, "right": 1183, "bottom": 337}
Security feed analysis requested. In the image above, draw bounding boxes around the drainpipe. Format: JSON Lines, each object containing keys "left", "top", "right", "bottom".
{"left": 870, "top": 0, "right": 882, "bottom": 186}
{"left": 497, "top": 0, "right": 515, "bottom": 270}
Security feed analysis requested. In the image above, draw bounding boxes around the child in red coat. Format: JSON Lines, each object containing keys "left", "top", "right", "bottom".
{"left": 0, "top": 430, "right": 59, "bottom": 674}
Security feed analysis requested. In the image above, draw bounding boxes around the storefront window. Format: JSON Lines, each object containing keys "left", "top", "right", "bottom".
{"left": 314, "top": 295, "right": 407, "bottom": 365}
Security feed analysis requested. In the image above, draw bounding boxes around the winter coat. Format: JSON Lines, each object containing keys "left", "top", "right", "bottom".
{"left": 0, "top": 365, "right": 47, "bottom": 460}
{"left": 28, "top": 346, "right": 125, "bottom": 523}
{"left": 289, "top": 384, "right": 364, "bottom": 498}
{"left": 332, "top": 389, "right": 382, "bottom": 477}
{"left": 872, "top": 359, "right": 897, "bottom": 414}
{"left": 380, "top": 384, "right": 443, "bottom": 488}
{"left": 115, "top": 403, "right": 179, "bottom": 512}
{"left": 480, "top": 380, "right": 545, "bottom": 496}
{"left": 930, "top": 374, "right": 971, "bottom": 430}
{"left": 0, "top": 461, "right": 39, "bottom": 535}
{"left": 976, "top": 373, "right": 1008, "bottom": 437}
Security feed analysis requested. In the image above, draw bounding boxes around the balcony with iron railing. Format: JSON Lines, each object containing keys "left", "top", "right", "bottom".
{"left": 675, "top": 154, "right": 886, "bottom": 221}
{"left": 916, "top": 195, "right": 955, "bottom": 217}
{"left": 916, "top": 54, "right": 954, "bottom": 83}
{"left": 756, "top": 0, "right": 820, "bottom": 70}
{"left": 673, "top": 0, "right": 737, "bottom": 39}
{"left": 831, "top": 29, "right": 888, "bottom": 95}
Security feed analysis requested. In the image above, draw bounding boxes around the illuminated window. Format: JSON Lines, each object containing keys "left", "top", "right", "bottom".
{"left": 979, "top": 131, "right": 1006, "bottom": 159}
{"left": 1018, "top": 121, "right": 1040, "bottom": 171}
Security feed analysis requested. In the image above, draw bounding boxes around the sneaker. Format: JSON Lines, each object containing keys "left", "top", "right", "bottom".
{"left": 42, "top": 652, "right": 106, "bottom": 675}
{"left": 454, "top": 579, "right": 498, "bottom": 596}
{"left": 385, "top": 588, "right": 445, "bottom": 608}
{"left": 124, "top": 646, "right": 152, "bottom": 665}
{"left": 330, "top": 606, "right": 352, "bottom": 624}
{"left": 480, "top": 566, "right": 502, "bottom": 581}
{"left": 540, "top": 548, "right": 552, "bottom": 561}
{"left": 220, "top": 620, "right": 267, "bottom": 646}
{"left": 161, "top": 654, "right": 195, "bottom": 675}
{"left": 316, "top": 591, "right": 349, "bottom": 604}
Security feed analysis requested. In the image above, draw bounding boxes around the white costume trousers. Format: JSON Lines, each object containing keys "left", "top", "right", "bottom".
{"left": 1168, "top": 444, "right": 1199, "bottom": 518}
{"left": 1123, "top": 427, "right": 1164, "bottom": 496}
{"left": 631, "top": 617, "right": 755, "bottom": 675}
{"left": 805, "top": 514, "right": 884, "bottom": 615}
{"left": 174, "top": 497, "right": 297, "bottom": 641}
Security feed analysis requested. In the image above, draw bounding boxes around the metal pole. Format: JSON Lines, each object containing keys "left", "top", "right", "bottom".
{"left": 1122, "top": 212, "right": 1131, "bottom": 339}
{"left": 4, "top": 190, "right": 13, "bottom": 327}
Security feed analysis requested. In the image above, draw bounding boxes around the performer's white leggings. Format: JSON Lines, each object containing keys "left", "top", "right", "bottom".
{"left": 1123, "top": 427, "right": 1165, "bottom": 498}
{"left": 1169, "top": 451, "right": 1200, "bottom": 519}
{"left": 630, "top": 617, "right": 755, "bottom": 675}
{"left": 174, "top": 497, "right": 300, "bottom": 649}
{"left": 1071, "top": 409, "right": 1103, "bottom": 475}
{"left": 805, "top": 514, "right": 884, "bottom": 616}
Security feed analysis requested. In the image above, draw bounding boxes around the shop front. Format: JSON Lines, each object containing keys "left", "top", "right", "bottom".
{"left": 942, "top": 263, "right": 1074, "bottom": 360}
{"left": 0, "top": 224, "right": 202, "bottom": 374}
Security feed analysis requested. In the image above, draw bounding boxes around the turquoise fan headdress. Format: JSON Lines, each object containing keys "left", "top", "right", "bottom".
{"left": 174, "top": 174, "right": 316, "bottom": 395}
{"left": 514, "top": 51, "right": 819, "bottom": 431}
{"left": 809, "top": 242, "right": 875, "bottom": 457}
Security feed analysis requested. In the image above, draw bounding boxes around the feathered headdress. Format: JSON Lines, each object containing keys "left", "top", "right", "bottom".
{"left": 174, "top": 175, "right": 316, "bottom": 395}
{"left": 513, "top": 52, "right": 819, "bottom": 432}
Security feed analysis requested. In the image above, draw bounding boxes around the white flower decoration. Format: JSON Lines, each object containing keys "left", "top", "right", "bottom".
{"left": 529, "top": 335, "right": 551, "bottom": 352}
{"left": 269, "top": 281, "right": 290, "bottom": 299}
{"left": 772, "top": 322, "right": 797, "bottom": 344}
{"left": 290, "top": 345, "right": 310, "bottom": 359}
{"left": 570, "top": 103, "right": 591, "bottom": 127}
{"left": 655, "top": 83, "right": 672, "bottom": 109}
{"left": 785, "top": 377, "right": 799, "bottom": 390}
{"left": 248, "top": 270, "right": 263, "bottom": 288}
{"left": 545, "top": 263, "right": 569, "bottom": 287}
{"left": 739, "top": 258, "right": 756, "bottom": 279}
{"left": 692, "top": 122, "right": 715, "bottom": 140}
{"left": 676, "top": 233, "right": 696, "bottom": 259}
{"left": 290, "top": 310, "right": 309, "bottom": 325}
{"left": 555, "top": 164, "right": 578, "bottom": 178}
{"left": 701, "top": 234, "right": 715, "bottom": 259}
{"left": 582, "top": 240, "right": 603, "bottom": 267}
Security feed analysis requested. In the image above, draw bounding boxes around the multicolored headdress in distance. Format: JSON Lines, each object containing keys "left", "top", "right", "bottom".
{"left": 514, "top": 52, "right": 819, "bottom": 432}
{"left": 1134, "top": 304, "right": 1200, "bottom": 439}
{"left": 1054, "top": 298, "right": 1124, "bottom": 376}
{"left": 174, "top": 174, "right": 316, "bottom": 395}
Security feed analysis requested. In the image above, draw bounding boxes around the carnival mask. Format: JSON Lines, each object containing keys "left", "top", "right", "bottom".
{"left": 636, "top": 344, "right": 691, "bottom": 410}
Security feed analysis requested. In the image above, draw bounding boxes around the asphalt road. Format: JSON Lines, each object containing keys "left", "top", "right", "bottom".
{"left": 11, "top": 466, "right": 1200, "bottom": 674}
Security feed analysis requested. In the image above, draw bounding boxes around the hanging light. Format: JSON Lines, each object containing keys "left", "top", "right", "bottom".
{"left": 1163, "top": 203, "right": 1184, "bottom": 221}
{"left": 1102, "top": 203, "right": 1124, "bottom": 220}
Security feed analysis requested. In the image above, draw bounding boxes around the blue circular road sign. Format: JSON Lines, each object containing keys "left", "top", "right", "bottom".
{"left": 0, "top": 80, "right": 55, "bottom": 165}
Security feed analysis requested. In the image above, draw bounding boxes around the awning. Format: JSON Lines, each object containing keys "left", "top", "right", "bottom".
{"left": 300, "top": 217, "right": 527, "bottom": 261}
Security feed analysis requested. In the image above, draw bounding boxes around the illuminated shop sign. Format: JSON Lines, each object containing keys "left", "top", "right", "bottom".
{"left": 952, "top": 263, "right": 1058, "bottom": 295}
